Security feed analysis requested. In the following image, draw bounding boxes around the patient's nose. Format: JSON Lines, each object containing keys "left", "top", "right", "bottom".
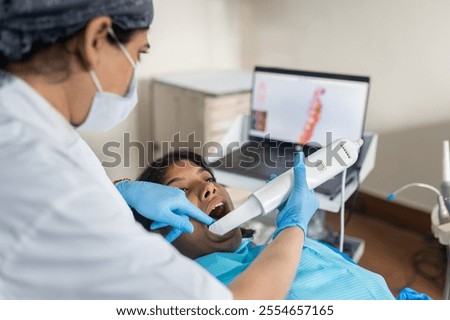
{"left": 202, "top": 182, "right": 217, "bottom": 199}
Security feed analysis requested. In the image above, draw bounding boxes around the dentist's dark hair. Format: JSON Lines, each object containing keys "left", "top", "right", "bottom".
{"left": 0, "top": 0, "right": 153, "bottom": 75}
{"left": 0, "top": 25, "right": 144, "bottom": 83}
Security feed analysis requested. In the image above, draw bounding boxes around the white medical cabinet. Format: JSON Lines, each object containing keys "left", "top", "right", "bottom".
{"left": 152, "top": 70, "right": 252, "bottom": 151}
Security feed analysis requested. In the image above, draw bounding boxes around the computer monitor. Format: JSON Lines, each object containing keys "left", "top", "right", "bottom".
{"left": 249, "top": 67, "right": 370, "bottom": 148}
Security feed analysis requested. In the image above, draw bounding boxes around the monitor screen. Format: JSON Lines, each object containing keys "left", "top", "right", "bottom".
{"left": 249, "top": 67, "right": 370, "bottom": 147}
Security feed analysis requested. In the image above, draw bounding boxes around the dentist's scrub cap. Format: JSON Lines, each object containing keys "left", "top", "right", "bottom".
{"left": 0, "top": 0, "right": 153, "bottom": 61}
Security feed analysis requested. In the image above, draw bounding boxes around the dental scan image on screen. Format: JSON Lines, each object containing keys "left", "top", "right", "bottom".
{"left": 250, "top": 71, "right": 369, "bottom": 147}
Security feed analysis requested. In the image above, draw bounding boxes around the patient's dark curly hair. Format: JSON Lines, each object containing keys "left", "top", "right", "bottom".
{"left": 138, "top": 150, "right": 214, "bottom": 185}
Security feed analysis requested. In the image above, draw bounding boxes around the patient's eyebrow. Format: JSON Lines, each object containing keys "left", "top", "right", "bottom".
{"left": 166, "top": 167, "right": 209, "bottom": 186}
{"left": 166, "top": 177, "right": 184, "bottom": 186}
{"left": 198, "top": 167, "right": 214, "bottom": 179}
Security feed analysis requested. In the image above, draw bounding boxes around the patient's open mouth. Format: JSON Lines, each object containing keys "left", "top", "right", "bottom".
{"left": 208, "top": 202, "right": 230, "bottom": 220}
{"left": 206, "top": 200, "right": 239, "bottom": 241}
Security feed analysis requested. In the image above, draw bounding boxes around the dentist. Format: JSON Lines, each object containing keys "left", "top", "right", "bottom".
{"left": 0, "top": 0, "right": 318, "bottom": 299}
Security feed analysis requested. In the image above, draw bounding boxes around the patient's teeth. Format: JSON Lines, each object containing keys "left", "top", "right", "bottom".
{"left": 210, "top": 202, "right": 224, "bottom": 213}
{"left": 213, "top": 203, "right": 223, "bottom": 209}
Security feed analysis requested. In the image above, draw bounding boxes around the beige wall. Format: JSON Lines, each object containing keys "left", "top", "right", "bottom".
{"left": 364, "top": 121, "right": 450, "bottom": 211}
{"left": 239, "top": 0, "right": 450, "bottom": 211}
{"left": 240, "top": 0, "right": 450, "bottom": 133}
{"left": 83, "top": 0, "right": 450, "bottom": 211}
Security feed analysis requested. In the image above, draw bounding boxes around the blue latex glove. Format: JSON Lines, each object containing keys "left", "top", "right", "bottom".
{"left": 116, "top": 181, "right": 214, "bottom": 242}
{"left": 396, "top": 287, "right": 432, "bottom": 300}
{"left": 150, "top": 217, "right": 189, "bottom": 243}
{"left": 274, "top": 152, "right": 319, "bottom": 238}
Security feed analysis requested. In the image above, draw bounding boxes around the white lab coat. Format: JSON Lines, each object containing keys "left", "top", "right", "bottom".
{"left": 0, "top": 76, "right": 232, "bottom": 299}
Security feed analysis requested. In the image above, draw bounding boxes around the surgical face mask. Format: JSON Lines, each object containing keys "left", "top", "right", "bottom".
{"left": 77, "top": 28, "right": 138, "bottom": 132}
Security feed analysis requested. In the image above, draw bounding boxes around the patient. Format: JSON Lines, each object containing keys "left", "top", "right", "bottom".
{"left": 133, "top": 151, "right": 424, "bottom": 300}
